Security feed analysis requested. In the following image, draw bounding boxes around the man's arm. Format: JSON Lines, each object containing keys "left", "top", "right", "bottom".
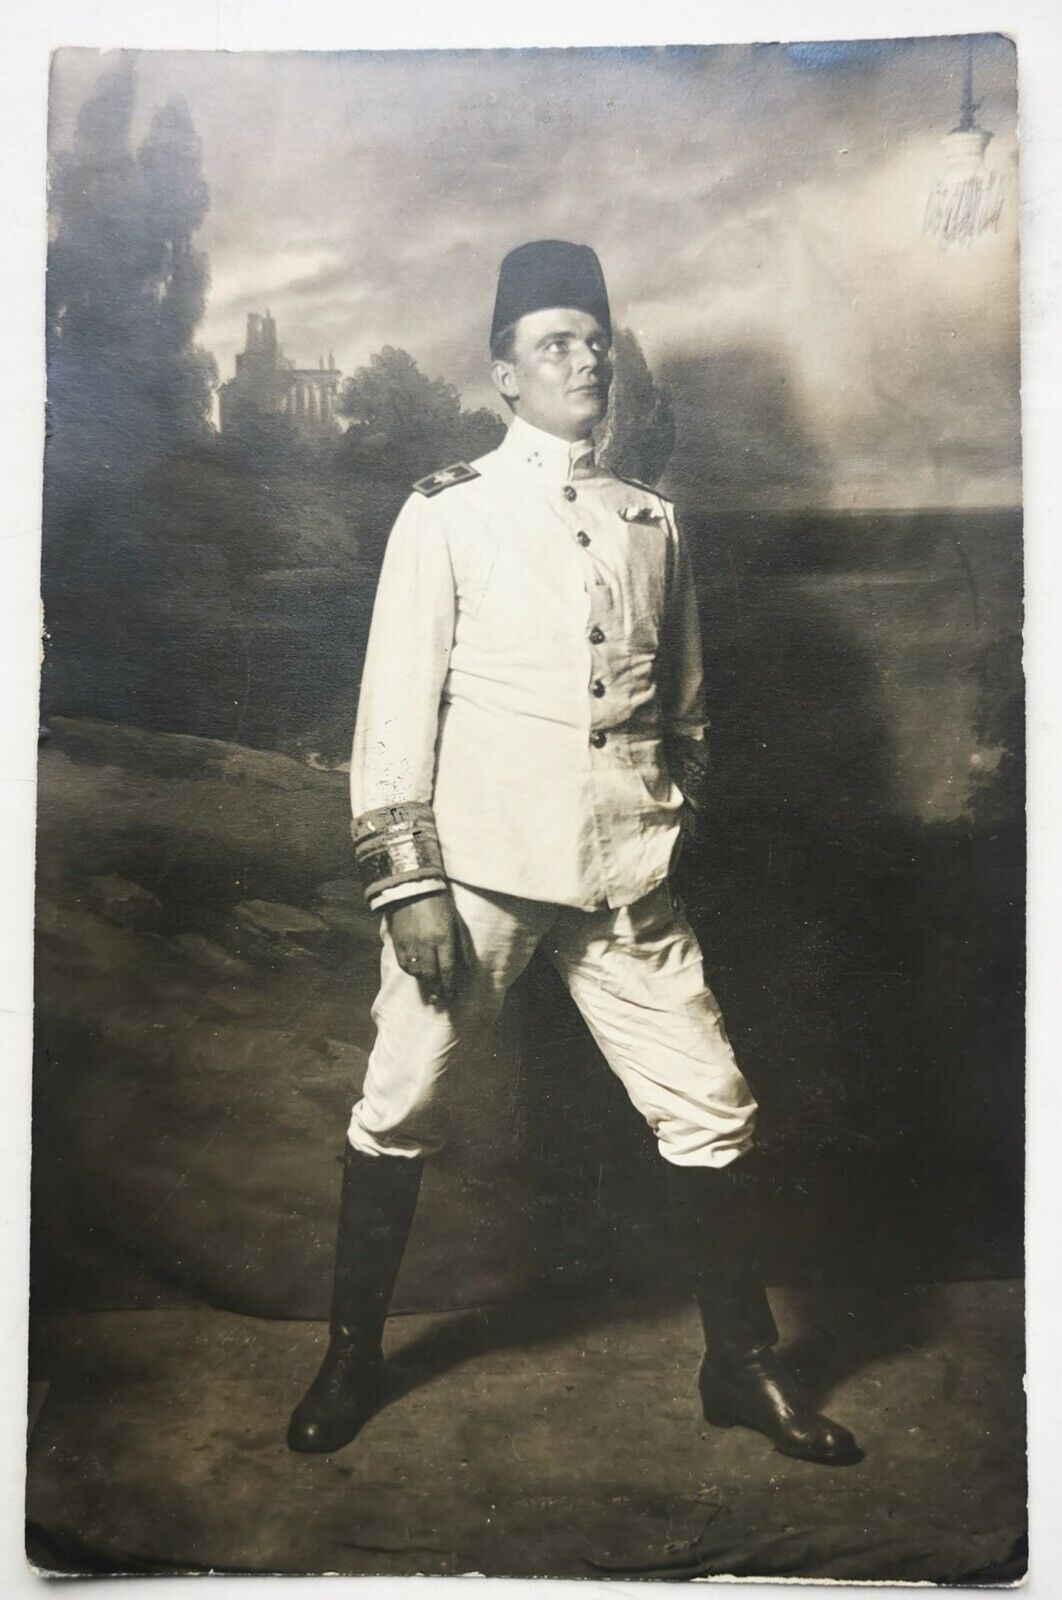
{"left": 349, "top": 493, "right": 464, "bottom": 1002}
{"left": 659, "top": 503, "right": 710, "bottom": 829}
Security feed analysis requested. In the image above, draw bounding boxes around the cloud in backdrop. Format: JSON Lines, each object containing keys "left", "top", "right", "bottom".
{"left": 49, "top": 37, "right": 1019, "bottom": 509}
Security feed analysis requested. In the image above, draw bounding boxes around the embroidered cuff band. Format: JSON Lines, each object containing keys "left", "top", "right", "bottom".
{"left": 351, "top": 802, "right": 447, "bottom": 903}
{"left": 667, "top": 735, "right": 710, "bottom": 813}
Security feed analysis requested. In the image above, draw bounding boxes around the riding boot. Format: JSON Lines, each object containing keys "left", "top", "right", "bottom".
{"left": 287, "top": 1145, "right": 423, "bottom": 1454}
{"left": 664, "top": 1158, "right": 862, "bottom": 1466}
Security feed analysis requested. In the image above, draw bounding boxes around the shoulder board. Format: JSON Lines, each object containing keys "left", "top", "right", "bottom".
{"left": 412, "top": 462, "right": 480, "bottom": 497}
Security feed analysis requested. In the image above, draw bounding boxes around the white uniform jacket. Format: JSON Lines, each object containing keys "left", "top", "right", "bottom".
{"left": 349, "top": 415, "right": 709, "bottom": 911}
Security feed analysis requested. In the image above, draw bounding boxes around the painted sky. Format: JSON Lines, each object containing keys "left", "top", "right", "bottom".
{"left": 49, "top": 37, "right": 1020, "bottom": 509}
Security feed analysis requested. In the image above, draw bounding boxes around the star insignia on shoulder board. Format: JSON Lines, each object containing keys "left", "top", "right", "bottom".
{"left": 413, "top": 461, "right": 481, "bottom": 497}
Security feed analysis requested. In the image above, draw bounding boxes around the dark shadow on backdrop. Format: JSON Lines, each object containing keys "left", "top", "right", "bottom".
{"left": 507, "top": 342, "right": 1024, "bottom": 1292}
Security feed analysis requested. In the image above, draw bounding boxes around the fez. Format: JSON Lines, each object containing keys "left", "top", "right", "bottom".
{"left": 490, "top": 240, "right": 611, "bottom": 347}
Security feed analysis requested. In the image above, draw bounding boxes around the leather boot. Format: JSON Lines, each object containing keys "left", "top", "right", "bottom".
{"left": 287, "top": 1145, "right": 423, "bottom": 1454}
{"left": 664, "top": 1159, "right": 862, "bottom": 1466}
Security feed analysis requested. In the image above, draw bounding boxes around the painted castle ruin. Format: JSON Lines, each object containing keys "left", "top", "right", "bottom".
{"left": 218, "top": 312, "right": 341, "bottom": 436}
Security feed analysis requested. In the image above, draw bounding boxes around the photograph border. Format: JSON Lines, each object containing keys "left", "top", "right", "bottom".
{"left": 4, "top": 1, "right": 1060, "bottom": 1595}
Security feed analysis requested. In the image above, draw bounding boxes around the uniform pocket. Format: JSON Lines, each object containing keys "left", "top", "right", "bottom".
{"left": 624, "top": 525, "right": 668, "bottom": 646}
{"left": 454, "top": 528, "right": 498, "bottom": 618}
{"left": 588, "top": 881, "right": 708, "bottom": 1007}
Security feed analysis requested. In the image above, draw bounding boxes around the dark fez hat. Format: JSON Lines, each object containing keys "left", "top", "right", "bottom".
{"left": 491, "top": 240, "right": 611, "bottom": 347}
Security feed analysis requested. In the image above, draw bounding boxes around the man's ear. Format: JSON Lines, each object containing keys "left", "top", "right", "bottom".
{"left": 491, "top": 359, "right": 519, "bottom": 402}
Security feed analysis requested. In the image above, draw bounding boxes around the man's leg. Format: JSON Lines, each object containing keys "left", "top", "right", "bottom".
{"left": 547, "top": 882, "right": 861, "bottom": 1466}
{"left": 288, "top": 882, "right": 555, "bottom": 1453}
{"left": 286, "top": 1142, "right": 424, "bottom": 1453}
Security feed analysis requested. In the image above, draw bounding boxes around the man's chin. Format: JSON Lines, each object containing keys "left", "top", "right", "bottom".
{"left": 569, "top": 394, "right": 609, "bottom": 431}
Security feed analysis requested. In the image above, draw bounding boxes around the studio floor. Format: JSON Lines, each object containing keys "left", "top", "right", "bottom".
{"left": 26, "top": 1280, "right": 1026, "bottom": 1585}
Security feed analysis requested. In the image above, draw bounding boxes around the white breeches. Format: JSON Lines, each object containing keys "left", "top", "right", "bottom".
{"left": 348, "top": 879, "right": 757, "bottom": 1168}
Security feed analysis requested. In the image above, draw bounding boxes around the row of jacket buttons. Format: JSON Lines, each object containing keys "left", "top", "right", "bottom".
{"left": 588, "top": 572, "right": 605, "bottom": 738}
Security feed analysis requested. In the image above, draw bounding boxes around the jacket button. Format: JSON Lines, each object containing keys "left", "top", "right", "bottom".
{"left": 589, "top": 626, "right": 605, "bottom": 644}
{"left": 563, "top": 485, "right": 577, "bottom": 501}
{"left": 576, "top": 530, "right": 590, "bottom": 547}
{"left": 590, "top": 731, "right": 607, "bottom": 748}
{"left": 592, "top": 679, "right": 605, "bottom": 697}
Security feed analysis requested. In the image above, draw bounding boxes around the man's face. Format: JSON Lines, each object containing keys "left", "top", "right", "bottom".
{"left": 492, "top": 307, "right": 612, "bottom": 441}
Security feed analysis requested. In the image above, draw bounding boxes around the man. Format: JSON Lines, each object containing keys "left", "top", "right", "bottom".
{"left": 288, "top": 240, "right": 860, "bottom": 1467}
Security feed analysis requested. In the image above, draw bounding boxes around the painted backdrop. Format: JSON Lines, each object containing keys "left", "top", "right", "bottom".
{"left": 35, "top": 37, "right": 1022, "bottom": 1319}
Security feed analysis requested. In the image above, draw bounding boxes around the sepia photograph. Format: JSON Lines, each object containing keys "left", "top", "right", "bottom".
{"left": 26, "top": 30, "right": 1025, "bottom": 1584}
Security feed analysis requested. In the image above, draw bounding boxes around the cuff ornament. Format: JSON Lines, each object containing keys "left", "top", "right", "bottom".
{"left": 352, "top": 802, "right": 446, "bottom": 903}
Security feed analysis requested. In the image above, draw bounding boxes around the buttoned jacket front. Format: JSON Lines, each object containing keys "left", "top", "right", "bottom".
{"left": 350, "top": 416, "right": 708, "bottom": 911}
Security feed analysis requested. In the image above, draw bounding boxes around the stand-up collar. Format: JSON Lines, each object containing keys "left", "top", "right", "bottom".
{"left": 500, "top": 414, "right": 596, "bottom": 484}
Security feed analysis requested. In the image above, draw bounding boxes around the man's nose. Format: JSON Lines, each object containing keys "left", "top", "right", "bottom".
{"left": 573, "top": 340, "right": 602, "bottom": 373}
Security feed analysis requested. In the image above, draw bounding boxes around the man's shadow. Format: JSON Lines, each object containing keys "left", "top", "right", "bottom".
{"left": 380, "top": 1284, "right": 683, "bottom": 1409}
{"left": 779, "top": 1282, "right": 950, "bottom": 1412}
{"left": 376, "top": 1278, "right": 948, "bottom": 1423}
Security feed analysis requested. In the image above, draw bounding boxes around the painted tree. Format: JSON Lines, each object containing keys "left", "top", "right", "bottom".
{"left": 47, "top": 57, "right": 217, "bottom": 485}
{"left": 337, "top": 346, "right": 504, "bottom": 482}
{"left": 43, "top": 58, "right": 219, "bottom": 725}
{"left": 595, "top": 327, "right": 675, "bottom": 486}
{"left": 134, "top": 95, "right": 217, "bottom": 445}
